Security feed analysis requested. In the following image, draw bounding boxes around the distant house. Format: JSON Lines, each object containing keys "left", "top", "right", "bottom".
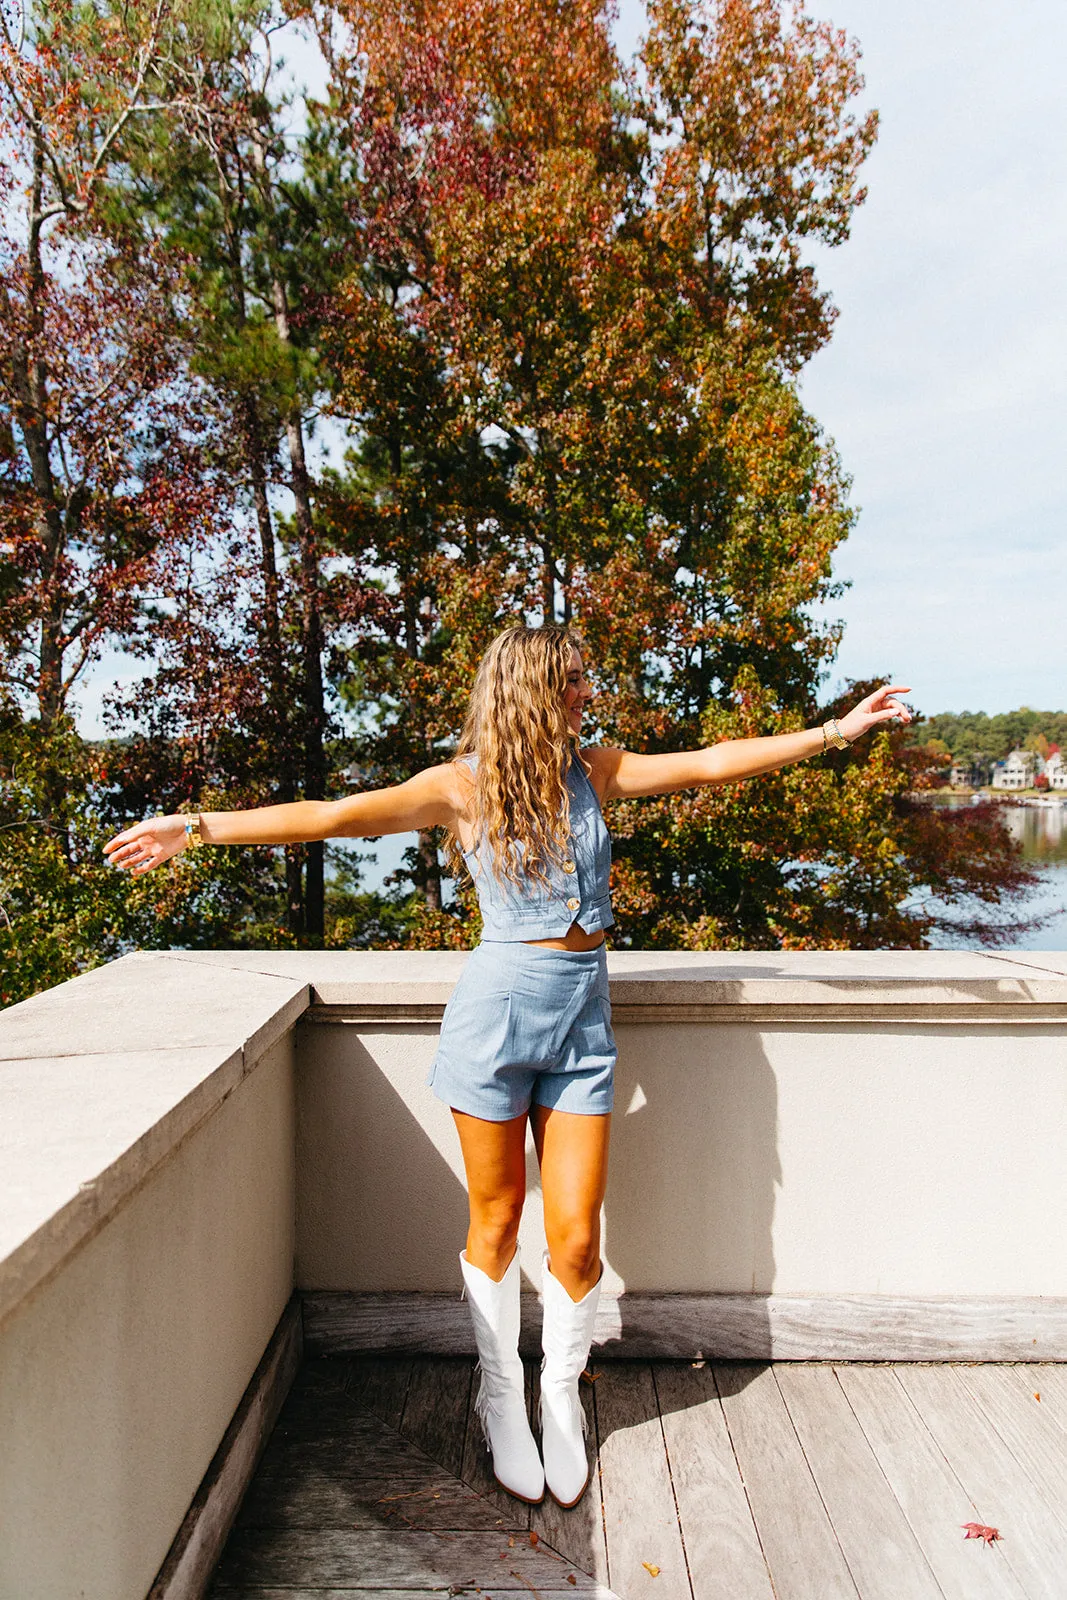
{"left": 1046, "top": 751, "right": 1067, "bottom": 791}
{"left": 992, "top": 749, "right": 1037, "bottom": 790}
{"left": 949, "top": 761, "right": 973, "bottom": 787}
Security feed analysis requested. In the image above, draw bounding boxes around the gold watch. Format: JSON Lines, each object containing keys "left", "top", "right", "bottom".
{"left": 823, "top": 719, "right": 850, "bottom": 751}
{"left": 184, "top": 814, "right": 204, "bottom": 848}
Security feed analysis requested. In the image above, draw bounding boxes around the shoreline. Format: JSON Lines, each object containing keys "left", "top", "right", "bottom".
{"left": 917, "top": 789, "right": 1067, "bottom": 808}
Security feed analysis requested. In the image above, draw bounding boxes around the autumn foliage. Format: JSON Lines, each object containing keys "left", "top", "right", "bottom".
{"left": 0, "top": 0, "right": 1040, "bottom": 1001}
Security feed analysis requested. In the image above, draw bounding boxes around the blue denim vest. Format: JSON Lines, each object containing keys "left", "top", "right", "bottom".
{"left": 460, "top": 751, "right": 614, "bottom": 940}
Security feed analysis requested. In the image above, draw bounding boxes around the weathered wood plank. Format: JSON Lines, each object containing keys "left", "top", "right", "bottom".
{"left": 1006, "top": 1362, "right": 1067, "bottom": 1442}
{"left": 210, "top": 1527, "right": 605, "bottom": 1590}
{"left": 304, "top": 1290, "right": 1067, "bottom": 1361}
{"left": 596, "top": 1360, "right": 692, "bottom": 1600}
{"left": 460, "top": 1357, "right": 533, "bottom": 1527}
{"left": 531, "top": 1362, "right": 609, "bottom": 1587}
{"left": 957, "top": 1365, "right": 1067, "bottom": 1533}
{"left": 835, "top": 1364, "right": 1026, "bottom": 1600}
{"left": 653, "top": 1362, "right": 773, "bottom": 1600}
{"left": 255, "top": 1425, "right": 443, "bottom": 1483}
{"left": 399, "top": 1355, "right": 473, "bottom": 1479}
{"left": 149, "top": 1296, "right": 302, "bottom": 1600}
{"left": 897, "top": 1363, "right": 1067, "bottom": 1599}
{"left": 774, "top": 1364, "right": 941, "bottom": 1600}
{"left": 236, "top": 1470, "right": 516, "bottom": 1532}
{"left": 345, "top": 1356, "right": 413, "bottom": 1431}
{"left": 212, "top": 1590, "right": 619, "bottom": 1599}
{"left": 713, "top": 1363, "right": 858, "bottom": 1600}
{"left": 269, "top": 1369, "right": 369, "bottom": 1440}
{"left": 303, "top": 1292, "right": 545, "bottom": 1358}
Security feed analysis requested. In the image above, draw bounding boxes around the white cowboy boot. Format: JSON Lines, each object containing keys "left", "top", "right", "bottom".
{"left": 539, "top": 1251, "right": 601, "bottom": 1508}
{"left": 460, "top": 1249, "right": 545, "bottom": 1504}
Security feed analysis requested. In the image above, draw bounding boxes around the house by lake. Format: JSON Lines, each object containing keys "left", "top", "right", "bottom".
{"left": 992, "top": 749, "right": 1037, "bottom": 789}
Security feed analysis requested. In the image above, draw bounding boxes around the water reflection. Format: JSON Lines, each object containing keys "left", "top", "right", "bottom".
{"left": 1000, "top": 803, "right": 1067, "bottom": 864}
{"left": 930, "top": 796, "right": 1067, "bottom": 863}
{"left": 924, "top": 797, "right": 1067, "bottom": 948}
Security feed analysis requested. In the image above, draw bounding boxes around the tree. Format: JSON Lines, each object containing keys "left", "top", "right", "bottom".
{"left": 0, "top": 0, "right": 213, "bottom": 749}
{"left": 315, "top": 0, "right": 1039, "bottom": 950}
{"left": 101, "top": 0, "right": 372, "bottom": 940}
{"left": 1, "top": 0, "right": 1043, "bottom": 1001}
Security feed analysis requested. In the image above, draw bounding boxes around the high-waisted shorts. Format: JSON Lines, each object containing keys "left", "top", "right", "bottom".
{"left": 428, "top": 940, "right": 616, "bottom": 1122}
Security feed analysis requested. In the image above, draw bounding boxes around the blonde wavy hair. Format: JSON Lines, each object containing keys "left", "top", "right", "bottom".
{"left": 450, "top": 624, "right": 586, "bottom": 887}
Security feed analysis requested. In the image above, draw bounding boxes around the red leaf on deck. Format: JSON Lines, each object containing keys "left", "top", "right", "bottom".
{"left": 962, "top": 1522, "right": 1001, "bottom": 1544}
{"left": 529, "top": 1531, "right": 539, "bottom": 1546}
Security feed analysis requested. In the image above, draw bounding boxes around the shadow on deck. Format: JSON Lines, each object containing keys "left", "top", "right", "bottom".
{"left": 209, "top": 1355, "right": 1067, "bottom": 1600}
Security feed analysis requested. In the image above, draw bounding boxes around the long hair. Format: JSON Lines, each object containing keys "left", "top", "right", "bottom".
{"left": 451, "top": 624, "right": 585, "bottom": 887}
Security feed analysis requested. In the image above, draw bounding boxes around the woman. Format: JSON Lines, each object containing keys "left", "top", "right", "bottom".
{"left": 105, "top": 623, "right": 910, "bottom": 1510}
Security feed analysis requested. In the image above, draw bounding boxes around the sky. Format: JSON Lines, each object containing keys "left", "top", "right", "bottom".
{"left": 74, "top": 0, "right": 1066, "bottom": 734}
{"left": 713, "top": 0, "right": 1065, "bottom": 716}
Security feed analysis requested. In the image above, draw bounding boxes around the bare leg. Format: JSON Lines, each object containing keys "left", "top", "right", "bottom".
{"left": 531, "top": 1106, "right": 611, "bottom": 1299}
{"left": 452, "top": 1109, "right": 529, "bottom": 1281}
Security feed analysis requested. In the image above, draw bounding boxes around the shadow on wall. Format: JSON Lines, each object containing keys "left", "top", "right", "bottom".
{"left": 599, "top": 1019, "right": 778, "bottom": 1356}
{"left": 294, "top": 1012, "right": 780, "bottom": 1340}
{"left": 294, "top": 1024, "right": 473, "bottom": 1291}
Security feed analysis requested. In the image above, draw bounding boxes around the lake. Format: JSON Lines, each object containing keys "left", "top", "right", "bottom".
{"left": 925, "top": 798, "right": 1067, "bottom": 952}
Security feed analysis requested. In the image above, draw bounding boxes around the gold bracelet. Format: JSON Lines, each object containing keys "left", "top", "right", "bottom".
{"left": 823, "top": 719, "right": 850, "bottom": 751}
{"left": 184, "top": 814, "right": 204, "bottom": 848}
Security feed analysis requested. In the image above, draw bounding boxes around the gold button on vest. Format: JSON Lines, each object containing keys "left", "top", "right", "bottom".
{"left": 566, "top": 896, "right": 580, "bottom": 912}
{"left": 562, "top": 859, "right": 576, "bottom": 873}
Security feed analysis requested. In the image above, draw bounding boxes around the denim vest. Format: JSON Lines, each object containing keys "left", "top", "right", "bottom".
{"left": 460, "top": 751, "right": 614, "bottom": 941}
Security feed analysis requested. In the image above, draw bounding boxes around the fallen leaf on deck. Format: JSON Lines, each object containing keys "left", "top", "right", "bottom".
{"left": 567, "top": 1576, "right": 577, "bottom": 1586}
{"left": 529, "top": 1531, "right": 539, "bottom": 1546}
{"left": 642, "top": 1563, "right": 660, "bottom": 1577}
{"left": 1034, "top": 1392, "right": 1041, "bottom": 1402}
{"left": 962, "top": 1522, "right": 1001, "bottom": 1545}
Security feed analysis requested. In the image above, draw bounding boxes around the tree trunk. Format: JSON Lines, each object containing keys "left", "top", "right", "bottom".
{"left": 17, "top": 129, "right": 66, "bottom": 733}
{"left": 269, "top": 274, "right": 327, "bottom": 942}
{"left": 416, "top": 829, "right": 443, "bottom": 911}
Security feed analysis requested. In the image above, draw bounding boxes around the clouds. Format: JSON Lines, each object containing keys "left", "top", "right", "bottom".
{"left": 791, "top": 0, "right": 1067, "bottom": 711}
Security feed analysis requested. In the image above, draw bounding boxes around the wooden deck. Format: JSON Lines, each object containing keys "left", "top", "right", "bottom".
{"left": 209, "top": 1355, "right": 1067, "bottom": 1599}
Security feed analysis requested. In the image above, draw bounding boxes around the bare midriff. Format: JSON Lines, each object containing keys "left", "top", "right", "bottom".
{"left": 524, "top": 922, "right": 606, "bottom": 952}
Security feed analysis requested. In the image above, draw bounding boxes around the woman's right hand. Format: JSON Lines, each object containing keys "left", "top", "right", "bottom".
{"left": 104, "top": 815, "right": 188, "bottom": 874}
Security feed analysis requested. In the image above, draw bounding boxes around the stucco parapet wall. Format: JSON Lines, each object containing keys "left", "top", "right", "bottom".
{"left": 4, "top": 947, "right": 1065, "bottom": 1331}
{"left": 0, "top": 952, "right": 309, "bottom": 1329}
{"left": 172, "top": 946, "right": 1067, "bottom": 1022}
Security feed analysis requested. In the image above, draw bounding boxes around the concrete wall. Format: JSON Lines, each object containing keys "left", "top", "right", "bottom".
{"left": 290, "top": 950, "right": 1067, "bottom": 1302}
{"left": 3, "top": 946, "right": 1066, "bottom": 1596}
{"left": 0, "top": 954, "right": 307, "bottom": 1600}
{"left": 295, "top": 1016, "right": 1067, "bottom": 1300}
{"left": 0, "top": 1037, "right": 295, "bottom": 1600}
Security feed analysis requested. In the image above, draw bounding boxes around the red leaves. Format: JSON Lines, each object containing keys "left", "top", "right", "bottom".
{"left": 961, "top": 1522, "right": 1001, "bottom": 1545}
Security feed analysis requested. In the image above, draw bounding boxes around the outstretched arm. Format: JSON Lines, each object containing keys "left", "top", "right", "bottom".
{"left": 592, "top": 685, "right": 912, "bottom": 801}
{"left": 104, "top": 764, "right": 462, "bottom": 875}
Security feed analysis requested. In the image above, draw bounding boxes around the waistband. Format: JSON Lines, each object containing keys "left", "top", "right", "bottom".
{"left": 473, "top": 939, "right": 607, "bottom": 968}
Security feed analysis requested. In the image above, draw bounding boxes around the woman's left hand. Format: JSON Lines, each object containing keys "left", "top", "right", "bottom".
{"left": 837, "top": 685, "right": 912, "bottom": 745}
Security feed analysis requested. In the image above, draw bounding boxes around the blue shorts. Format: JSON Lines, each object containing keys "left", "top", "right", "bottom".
{"left": 428, "top": 941, "right": 616, "bottom": 1122}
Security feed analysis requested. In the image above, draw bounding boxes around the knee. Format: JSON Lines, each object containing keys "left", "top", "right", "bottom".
{"left": 469, "top": 1191, "right": 524, "bottom": 1255}
{"left": 545, "top": 1215, "right": 600, "bottom": 1283}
